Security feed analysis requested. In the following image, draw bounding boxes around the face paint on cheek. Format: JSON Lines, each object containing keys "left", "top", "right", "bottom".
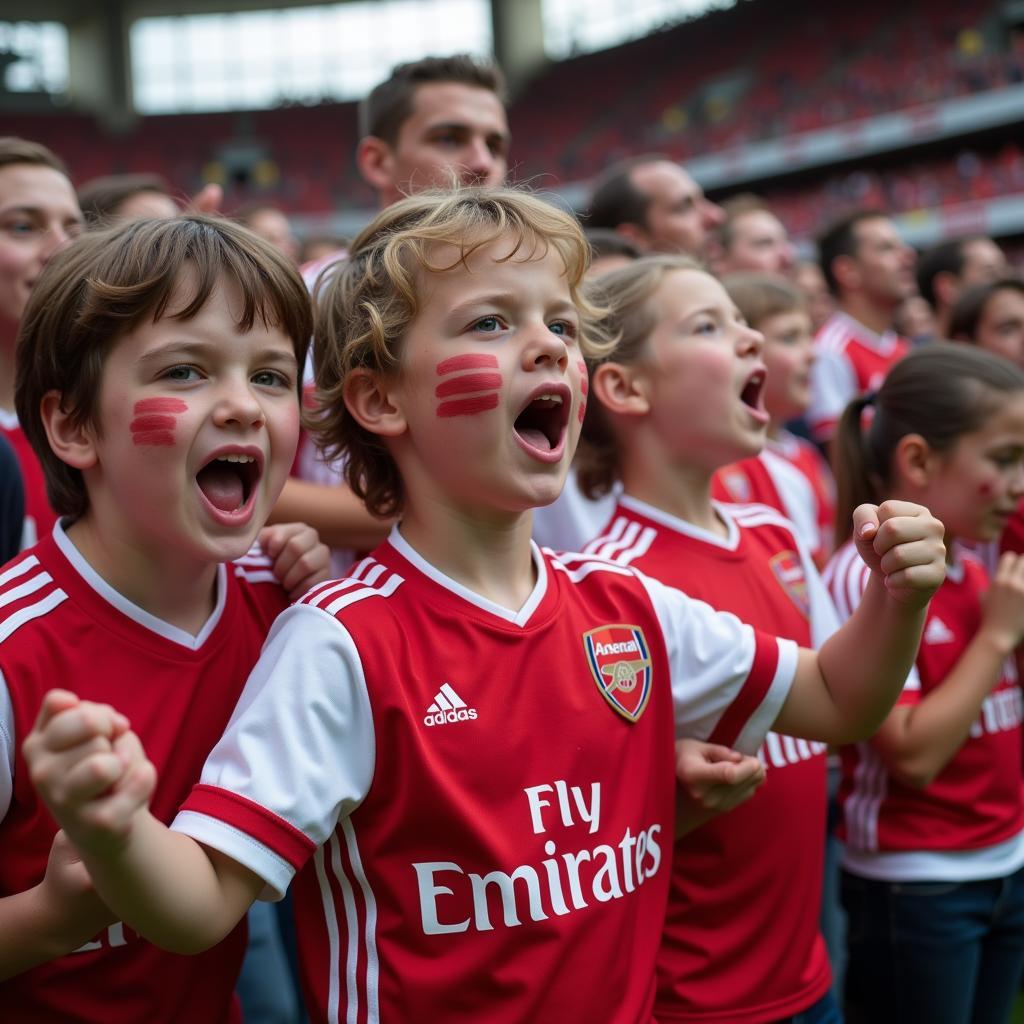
{"left": 130, "top": 398, "right": 187, "bottom": 446}
{"left": 979, "top": 480, "right": 997, "bottom": 499}
{"left": 576, "top": 360, "right": 589, "bottom": 422}
{"left": 434, "top": 354, "right": 503, "bottom": 418}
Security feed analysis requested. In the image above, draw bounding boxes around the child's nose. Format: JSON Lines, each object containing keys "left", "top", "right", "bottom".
{"left": 524, "top": 323, "right": 570, "bottom": 370}
{"left": 738, "top": 324, "right": 764, "bottom": 355}
{"left": 215, "top": 380, "right": 266, "bottom": 429}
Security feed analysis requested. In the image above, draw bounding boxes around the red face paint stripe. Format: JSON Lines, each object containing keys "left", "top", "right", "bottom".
{"left": 436, "top": 354, "right": 499, "bottom": 376}
{"left": 578, "top": 401, "right": 587, "bottom": 424}
{"left": 580, "top": 378, "right": 589, "bottom": 396}
{"left": 434, "top": 373, "right": 503, "bottom": 398}
{"left": 133, "top": 398, "right": 188, "bottom": 414}
{"left": 130, "top": 414, "right": 177, "bottom": 433}
{"left": 132, "top": 431, "right": 175, "bottom": 446}
{"left": 437, "top": 394, "right": 500, "bottom": 418}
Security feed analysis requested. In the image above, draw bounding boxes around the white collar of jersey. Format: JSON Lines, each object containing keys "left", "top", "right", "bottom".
{"left": 832, "top": 311, "right": 900, "bottom": 354}
{"left": 387, "top": 524, "right": 549, "bottom": 626}
{"left": 619, "top": 494, "right": 741, "bottom": 551}
{"left": 0, "top": 408, "right": 18, "bottom": 431}
{"left": 52, "top": 519, "right": 229, "bottom": 649}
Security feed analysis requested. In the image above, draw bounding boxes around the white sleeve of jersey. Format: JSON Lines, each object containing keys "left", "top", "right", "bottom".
{"left": 807, "top": 346, "right": 857, "bottom": 440}
{"left": 0, "top": 670, "right": 12, "bottom": 822}
{"left": 172, "top": 605, "right": 376, "bottom": 898}
{"left": 638, "top": 573, "right": 798, "bottom": 754}
{"left": 823, "top": 544, "right": 921, "bottom": 692}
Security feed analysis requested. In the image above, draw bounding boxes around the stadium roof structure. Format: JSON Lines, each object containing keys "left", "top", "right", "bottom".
{"left": 3, "top": 0, "right": 545, "bottom": 126}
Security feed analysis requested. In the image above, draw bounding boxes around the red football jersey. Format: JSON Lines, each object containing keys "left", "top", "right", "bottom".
{"left": 0, "top": 411, "right": 56, "bottom": 549}
{"left": 0, "top": 524, "right": 289, "bottom": 1024}
{"left": 713, "top": 432, "right": 836, "bottom": 568}
{"left": 586, "top": 497, "right": 836, "bottom": 1023}
{"left": 173, "top": 529, "right": 798, "bottom": 1024}
{"left": 825, "top": 541, "right": 1024, "bottom": 879}
{"left": 807, "top": 312, "right": 910, "bottom": 442}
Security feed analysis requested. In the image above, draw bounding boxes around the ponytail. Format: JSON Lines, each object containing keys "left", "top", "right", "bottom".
{"left": 833, "top": 391, "right": 882, "bottom": 546}
{"left": 832, "top": 343, "right": 1024, "bottom": 545}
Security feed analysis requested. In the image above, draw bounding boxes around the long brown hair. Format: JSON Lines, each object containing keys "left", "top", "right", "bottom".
{"left": 833, "top": 343, "right": 1024, "bottom": 545}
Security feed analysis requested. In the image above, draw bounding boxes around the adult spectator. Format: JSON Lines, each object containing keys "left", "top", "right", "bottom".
{"left": 808, "top": 211, "right": 916, "bottom": 445}
{"left": 78, "top": 173, "right": 179, "bottom": 225}
{"left": 586, "top": 154, "right": 724, "bottom": 260}
{"left": 355, "top": 54, "right": 509, "bottom": 208}
{"left": 0, "top": 138, "right": 83, "bottom": 548}
{"left": 714, "top": 193, "right": 795, "bottom": 275}
{"left": 916, "top": 234, "right": 1009, "bottom": 337}
{"left": 234, "top": 202, "right": 299, "bottom": 264}
{"left": 950, "top": 278, "right": 1024, "bottom": 366}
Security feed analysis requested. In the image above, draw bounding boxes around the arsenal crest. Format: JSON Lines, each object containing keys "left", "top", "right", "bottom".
{"left": 769, "top": 550, "right": 809, "bottom": 617}
{"left": 583, "top": 624, "right": 653, "bottom": 722}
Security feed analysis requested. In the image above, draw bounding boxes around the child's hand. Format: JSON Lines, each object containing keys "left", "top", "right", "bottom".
{"left": 675, "top": 739, "right": 765, "bottom": 813}
{"left": 259, "top": 522, "right": 332, "bottom": 600}
{"left": 23, "top": 691, "right": 156, "bottom": 856}
{"left": 979, "top": 552, "right": 1024, "bottom": 655}
{"left": 38, "top": 829, "right": 116, "bottom": 949}
{"left": 852, "top": 500, "right": 946, "bottom": 609}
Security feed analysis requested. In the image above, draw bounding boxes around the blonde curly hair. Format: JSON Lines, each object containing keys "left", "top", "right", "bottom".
{"left": 310, "top": 186, "right": 611, "bottom": 517}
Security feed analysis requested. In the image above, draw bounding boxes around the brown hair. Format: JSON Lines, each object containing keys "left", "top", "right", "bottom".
{"left": 833, "top": 343, "right": 1024, "bottom": 545}
{"left": 576, "top": 254, "right": 701, "bottom": 499}
{"left": 816, "top": 209, "right": 890, "bottom": 297}
{"left": 949, "top": 278, "right": 1024, "bottom": 345}
{"left": 16, "top": 215, "right": 312, "bottom": 519}
{"left": 310, "top": 186, "right": 607, "bottom": 518}
{"left": 359, "top": 54, "right": 506, "bottom": 143}
{"left": 0, "top": 137, "right": 68, "bottom": 176}
{"left": 721, "top": 272, "right": 805, "bottom": 330}
{"left": 78, "top": 173, "right": 175, "bottom": 225}
{"left": 586, "top": 154, "right": 668, "bottom": 232}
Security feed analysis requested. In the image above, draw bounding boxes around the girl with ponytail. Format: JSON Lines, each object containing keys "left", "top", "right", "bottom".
{"left": 825, "top": 342, "right": 1024, "bottom": 1024}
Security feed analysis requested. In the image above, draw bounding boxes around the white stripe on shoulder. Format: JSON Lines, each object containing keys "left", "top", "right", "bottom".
{"left": 299, "top": 559, "right": 404, "bottom": 617}
{"left": 580, "top": 517, "right": 656, "bottom": 565}
{"left": 549, "top": 555, "right": 637, "bottom": 584}
{"left": 233, "top": 567, "right": 279, "bottom": 585}
{"left": 0, "top": 588, "right": 68, "bottom": 644}
{"left": 0, "top": 555, "right": 40, "bottom": 589}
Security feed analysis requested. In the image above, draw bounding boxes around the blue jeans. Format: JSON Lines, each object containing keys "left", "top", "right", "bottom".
{"left": 776, "top": 989, "right": 843, "bottom": 1024}
{"left": 841, "top": 865, "right": 1024, "bottom": 1024}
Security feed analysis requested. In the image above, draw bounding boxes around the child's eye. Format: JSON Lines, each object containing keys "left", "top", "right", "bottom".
{"left": 3, "top": 219, "right": 36, "bottom": 237}
{"left": 252, "top": 368, "right": 291, "bottom": 388}
{"left": 694, "top": 319, "right": 719, "bottom": 336}
{"left": 472, "top": 316, "right": 504, "bottom": 333}
{"left": 548, "top": 320, "right": 577, "bottom": 339}
{"left": 163, "top": 364, "right": 202, "bottom": 382}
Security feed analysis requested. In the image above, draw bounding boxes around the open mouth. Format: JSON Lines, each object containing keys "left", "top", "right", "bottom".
{"left": 513, "top": 385, "right": 570, "bottom": 460}
{"left": 196, "top": 451, "right": 262, "bottom": 518}
{"left": 739, "top": 368, "right": 768, "bottom": 419}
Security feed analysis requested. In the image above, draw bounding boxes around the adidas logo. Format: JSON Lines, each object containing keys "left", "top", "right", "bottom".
{"left": 924, "top": 616, "right": 955, "bottom": 645}
{"left": 423, "top": 683, "right": 479, "bottom": 727}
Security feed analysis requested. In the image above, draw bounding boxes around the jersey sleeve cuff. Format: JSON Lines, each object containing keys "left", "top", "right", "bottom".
{"left": 730, "top": 637, "right": 799, "bottom": 754}
{"left": 173, "top": 784, "right": 318, "bottom": 900}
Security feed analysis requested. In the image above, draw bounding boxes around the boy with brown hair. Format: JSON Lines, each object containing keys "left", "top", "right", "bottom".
{"left": 0, "top": 215, "right": 328, "bottom": 1021}
{"left": 28, "top": 188, "right": 943, "bottom": 1023}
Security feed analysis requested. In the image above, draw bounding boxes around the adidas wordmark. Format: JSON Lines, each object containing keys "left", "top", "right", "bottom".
{"left": 423, "top": 682, "right": 479, "bottom": 727}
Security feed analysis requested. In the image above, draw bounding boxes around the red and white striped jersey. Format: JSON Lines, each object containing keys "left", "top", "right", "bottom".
{"left": 713, "top": 430, "right": 836, "bottom": 567}
{"left": 0, "top": 411, "right": 56, "bottom": 550}
{"left": 825, "top": 541, "right": 1024, "bottom": 881}
{"left": 586, "top": 497, "right": 836, "bottom": 1023}
{"left": 807, "top": 312, "right": 909, "bottom": 442}
{"left": 0, "top": 523, "right": 289, "bottom": 1023}
{"left": 173, "top": 528, "right": 798, "bottom": 1024}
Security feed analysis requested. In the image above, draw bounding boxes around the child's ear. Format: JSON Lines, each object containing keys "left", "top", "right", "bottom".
{"left": 892, "top": 433, "right": 936, "bottom": 490}
{"left": 344, "top": 369, "right": 407, "bottom": 437}
{"left": 591, "top": 362, "right": 651, "bottom": 418}
{"left": 40, "top": 391, "right": 98, "bottom": 470}
{"left": 355, "top": 137, "right": 396, "bottom": 194}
